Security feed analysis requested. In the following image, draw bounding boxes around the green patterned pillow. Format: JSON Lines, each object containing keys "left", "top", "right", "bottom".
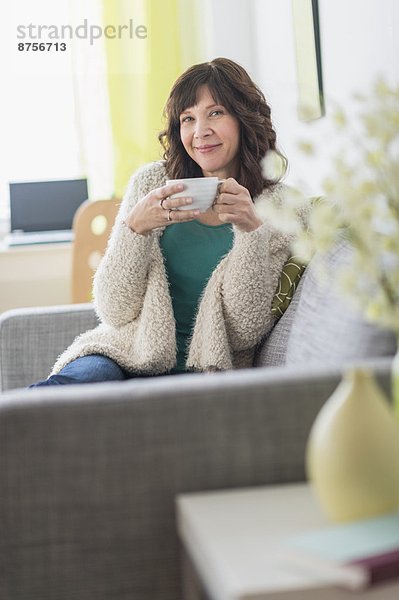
{"left": 271, "top": 256, "right": 307, "bottom": 318}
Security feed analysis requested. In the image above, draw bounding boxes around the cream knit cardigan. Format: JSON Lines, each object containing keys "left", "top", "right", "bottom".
{"left": 52, "top": 161, "right": 293, "bottom": 375}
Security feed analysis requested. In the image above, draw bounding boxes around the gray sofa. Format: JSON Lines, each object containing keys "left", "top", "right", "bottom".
{"left": 0, "top": 241, "right": 396, "bottom": 600}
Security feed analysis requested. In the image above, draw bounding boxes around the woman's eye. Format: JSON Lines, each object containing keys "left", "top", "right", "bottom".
{"left": 211, "top": 109, "right": 223, "bottom": 116}
{"left": 181, "top": 116, "right": 193, "bottom": 123}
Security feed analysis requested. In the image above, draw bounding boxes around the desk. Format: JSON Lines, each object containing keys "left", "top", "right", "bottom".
{"left": 176, "top": 483, "right": 399, "bottom": 600}
{"left": 0, "top": 242, "right": 72, "bottom": 312}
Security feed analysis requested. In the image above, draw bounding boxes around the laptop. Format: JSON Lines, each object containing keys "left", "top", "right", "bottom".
{"left": 5, "top": 178, "right": 88, "bottom": 246}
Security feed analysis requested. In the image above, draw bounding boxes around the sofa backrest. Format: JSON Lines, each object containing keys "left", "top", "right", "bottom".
{"left": 256, "top": 240, "right": 397, "bottom": 367}
{"left": 0, "top": 362, "right": 393, "bottom": 600}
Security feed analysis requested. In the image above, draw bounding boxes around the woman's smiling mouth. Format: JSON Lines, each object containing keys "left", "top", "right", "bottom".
{"left": 195, "top": 144, "right": 222, "bottom": 153}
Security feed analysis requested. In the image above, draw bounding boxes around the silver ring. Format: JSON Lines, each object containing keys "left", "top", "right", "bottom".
{"left": 167, "top": 209, "right": 173, "bottom": 221}
{"left": 160, "top": 198, "right": 167, "bottom": 209}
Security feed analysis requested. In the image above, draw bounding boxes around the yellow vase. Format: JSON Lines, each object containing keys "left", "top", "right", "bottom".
{"left": 392, "top": 341, "right": 399, "bottom": 419}
{"left": 306, "top": 368, "right": 399, "bottom": 523}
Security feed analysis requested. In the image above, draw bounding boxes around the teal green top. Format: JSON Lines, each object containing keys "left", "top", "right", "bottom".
{"left": 160, "top": 220, "right": 234, "bottom": 373}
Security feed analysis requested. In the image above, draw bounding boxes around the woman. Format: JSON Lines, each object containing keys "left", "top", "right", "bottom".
{"left": 31, "top": 57, "right": 292, "bottom": 386}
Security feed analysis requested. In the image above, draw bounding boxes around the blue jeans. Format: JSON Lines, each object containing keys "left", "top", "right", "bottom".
{"left": 29, "top": 354, "right": 158, "bottom": 387}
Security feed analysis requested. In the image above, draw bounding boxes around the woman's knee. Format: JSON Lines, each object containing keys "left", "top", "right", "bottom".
{"left": 30, "top": 354, "right": 126, "bottom": 386}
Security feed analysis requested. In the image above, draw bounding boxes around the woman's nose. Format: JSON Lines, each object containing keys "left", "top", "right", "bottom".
{"left": 194, "top": 119, "right": 212, "bottom": 138}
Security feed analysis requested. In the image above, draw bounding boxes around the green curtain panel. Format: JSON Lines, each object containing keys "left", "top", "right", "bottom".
{"left": 102, "top": 0, "right": 204, "bottom": 197}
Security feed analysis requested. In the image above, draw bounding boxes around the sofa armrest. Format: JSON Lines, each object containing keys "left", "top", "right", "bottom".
{"left": 0, "top": 303, "right": 98, "bottom": 391}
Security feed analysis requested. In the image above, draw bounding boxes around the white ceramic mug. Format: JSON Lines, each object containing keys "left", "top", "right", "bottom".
{"left": 166, "top": 177, "right": 224, "bottom": 213}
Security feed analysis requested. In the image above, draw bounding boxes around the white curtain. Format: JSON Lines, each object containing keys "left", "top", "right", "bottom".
{"left": 0, "top": 0, "right": 115, "bottom": 233}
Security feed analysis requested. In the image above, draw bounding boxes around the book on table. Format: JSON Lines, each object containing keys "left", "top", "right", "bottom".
{"left": 279, "top": 512, "right": 399, "bottom": 590}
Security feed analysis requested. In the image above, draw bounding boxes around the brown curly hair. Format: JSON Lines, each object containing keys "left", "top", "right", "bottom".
{"left": 158, "top": 57, "right": 287, "bottom": 199}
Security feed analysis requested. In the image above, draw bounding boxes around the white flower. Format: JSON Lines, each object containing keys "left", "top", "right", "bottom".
{"left": 261, "top": 79, "right": 399, "bottom": 334}
{"left": 261, "top": 150, "right": 287, "bottom": 181}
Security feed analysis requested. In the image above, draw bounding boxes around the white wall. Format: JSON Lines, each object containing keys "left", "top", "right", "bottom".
{"left": 252, "top": 0, "right": 399, "bottom": 194}
{"left": 202, "top": 0, "right": 257, "bottom": 76}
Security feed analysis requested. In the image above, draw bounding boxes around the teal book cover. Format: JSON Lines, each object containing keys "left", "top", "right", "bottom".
{"left": 282, "top": 512, "right": 399, "bottom": 589}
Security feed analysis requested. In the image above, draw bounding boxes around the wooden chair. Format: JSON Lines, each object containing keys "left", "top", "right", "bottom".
{"left": 71, "top": 198, "right": 120, "bottom": 303}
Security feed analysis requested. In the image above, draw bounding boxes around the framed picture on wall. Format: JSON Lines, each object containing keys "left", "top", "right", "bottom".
{"left": 292, "top": 0, "right": 325, "bottom": 121}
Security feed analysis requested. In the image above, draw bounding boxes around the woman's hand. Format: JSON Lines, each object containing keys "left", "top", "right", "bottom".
{"left": 212, "top": 178, "right": 263, "bottom": 232}
{"left": 124, "top": 183, "right": 200, "bottom": 236}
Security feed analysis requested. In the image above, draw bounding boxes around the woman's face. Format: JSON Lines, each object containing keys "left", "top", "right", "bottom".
{"left": 179, "top": 85, "right": 240, "bottom": 179}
